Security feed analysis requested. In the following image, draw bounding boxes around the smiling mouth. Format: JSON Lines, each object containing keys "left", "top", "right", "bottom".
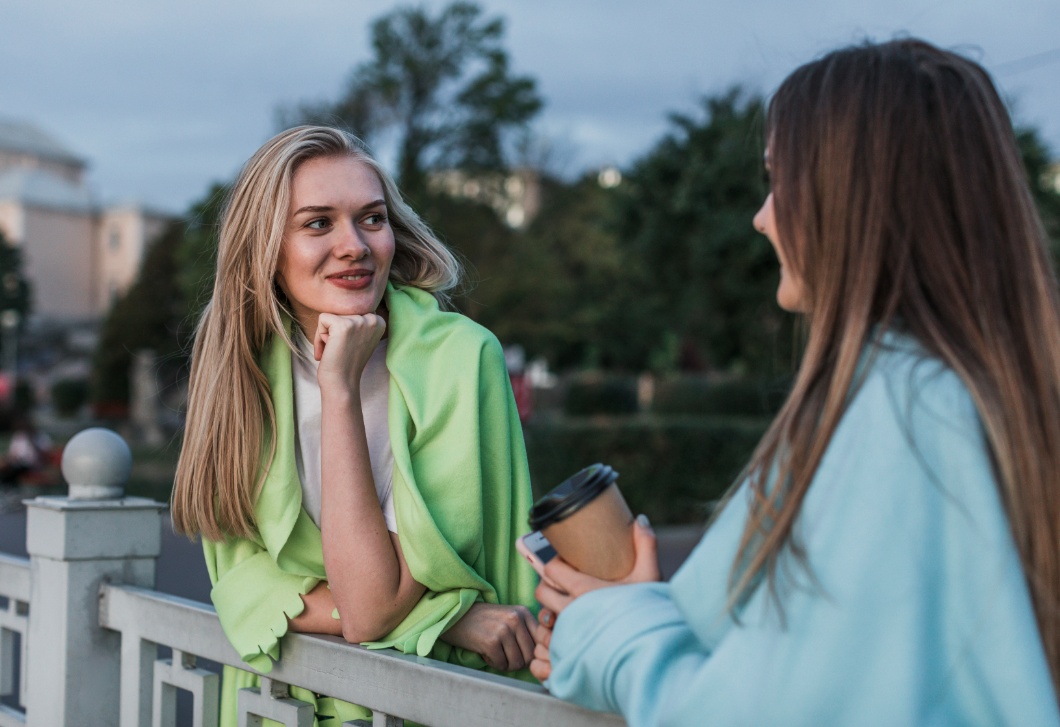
{"left": 326, "top": 270, "right": 374, "bottom": 290}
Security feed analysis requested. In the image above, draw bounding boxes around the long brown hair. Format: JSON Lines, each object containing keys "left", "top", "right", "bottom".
{"left": 733, "top": 39, "right": 1060, "bottom": 695}
{"left": 172, "top": 127, "right": 463, "bottom": 541}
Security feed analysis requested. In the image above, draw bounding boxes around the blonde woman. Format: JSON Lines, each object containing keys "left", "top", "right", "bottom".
{"left": 172, "top": 127, "right": 538, "bottom": 725}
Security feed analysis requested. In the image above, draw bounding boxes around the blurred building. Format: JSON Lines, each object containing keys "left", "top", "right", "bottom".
{"left": 1048, "top": 163, "right": 1060, "bottom": 195}
{"left": 428, "top": 168, "right": 541, "bottom": 229}
{"left": 0, "top": 119, "right": 171, "bottom": 320}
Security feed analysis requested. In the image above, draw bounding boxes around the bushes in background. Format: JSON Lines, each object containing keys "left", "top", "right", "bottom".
{"left": 554, "top": 373, "right": 791, "bottom": 418}
{"left": 524, "top": 415, "right": 769, "bottom": 525}
{"left": 652, "top": 376, "right": 791, "bottom": 417}
{"left": 51, "top": 378, "right": 89, "bottom": 417}
{"left": 564, "top": 375, "right": 639, "bottom": 416}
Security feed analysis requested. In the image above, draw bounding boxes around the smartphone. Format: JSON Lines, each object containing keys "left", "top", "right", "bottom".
{"left": 516, "top": 531, "right": 563, "bottom": 590}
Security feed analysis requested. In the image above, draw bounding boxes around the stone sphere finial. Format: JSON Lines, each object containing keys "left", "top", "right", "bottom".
{"left": 61, "top": 427, "right": 132, "bottom": 499}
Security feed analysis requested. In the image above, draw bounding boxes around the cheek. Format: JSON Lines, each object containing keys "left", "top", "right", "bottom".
{"left": 376, "top": 232, "right": 396, "bottom": 271}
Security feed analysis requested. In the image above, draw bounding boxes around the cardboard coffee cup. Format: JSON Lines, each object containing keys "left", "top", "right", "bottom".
{"left": 529, "top": 464, "right": 635, "bottom": 581}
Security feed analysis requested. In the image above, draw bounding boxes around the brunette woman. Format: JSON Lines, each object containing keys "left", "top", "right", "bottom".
{"left": 172, "top": 127, "right": 538, "bottom": 725}
{"left": 531, "top": 39, "right": 1060, "bottom": 725}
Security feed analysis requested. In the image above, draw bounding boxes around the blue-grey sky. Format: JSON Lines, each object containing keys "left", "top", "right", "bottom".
{"left": 2, "top": 0, "right": 1057, "bottom": 212}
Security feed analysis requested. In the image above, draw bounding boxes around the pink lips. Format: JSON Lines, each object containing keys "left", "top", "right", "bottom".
{"left": 326, "top": 268, "right": 373, "bottom": 290}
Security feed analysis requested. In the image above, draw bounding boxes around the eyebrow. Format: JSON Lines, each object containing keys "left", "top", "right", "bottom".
{"left": 292, "top": 199, "right": 386, "bottom": 216}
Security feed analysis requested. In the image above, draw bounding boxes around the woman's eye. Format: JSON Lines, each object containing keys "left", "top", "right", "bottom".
{"left": 307, "top": 218, "right": 330, "bottom": 230}
{"left": 364, "top": 213, "right": 387, "bottom": 226}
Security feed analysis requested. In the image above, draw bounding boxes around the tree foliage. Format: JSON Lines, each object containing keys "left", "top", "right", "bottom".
{"left": 287, "top": 2, "right": 542, "bottom": 192}
{"left": 0, "top": 230, "right": 33, "bottom": 372}
{"left": 613, "top": 88, "right": 792, "bottom": 374}
{"left": 0, "top": 236, "right": 31, "bottom": 319}
{"left": 92, "top": 219, "right": 191, "bottom": 404}
{"left": 427, "top": 89, "right": 791, "bottom": 375}
{"left": 430, "top": 175, "right": 638, "bottom": 370}
{"left": 175, "top": 183, "right": 228, "bottom": 319}
{"left": 1018, "top": 126, "right": 1060, "bottom": 256}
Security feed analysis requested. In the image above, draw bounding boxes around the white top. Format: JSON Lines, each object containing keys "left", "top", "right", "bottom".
{"left": 291, "top": 330, "right": 397, "bottom": 533}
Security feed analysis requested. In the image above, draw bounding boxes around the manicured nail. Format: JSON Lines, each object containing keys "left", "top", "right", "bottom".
{"left": 636, "top": 514, "right": 651, "bottom": 529}
{"left": 541, "top": 612, "right": 553, "bottom": 627}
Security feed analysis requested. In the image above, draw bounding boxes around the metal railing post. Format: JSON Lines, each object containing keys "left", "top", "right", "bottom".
{"left": 23, "top": 428, "right": 165, "bottom": 727}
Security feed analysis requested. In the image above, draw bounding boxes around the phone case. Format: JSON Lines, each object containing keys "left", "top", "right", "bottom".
{"left": 517, "top": 531, "right": 564, "bottom": 591}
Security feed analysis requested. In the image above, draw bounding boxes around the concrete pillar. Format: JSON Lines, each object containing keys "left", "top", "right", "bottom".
{"left": 23, "top": 427, "right": 165, "bottom": 727}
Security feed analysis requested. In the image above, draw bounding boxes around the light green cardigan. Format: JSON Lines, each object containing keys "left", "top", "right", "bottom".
{"left": 203, "top": 284, "right": 537, "bottom": 725}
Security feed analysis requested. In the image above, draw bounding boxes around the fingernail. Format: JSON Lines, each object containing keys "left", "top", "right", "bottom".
{"left": 540, "top": 612, "right": 552, "bottom": 627}
{"left": 636, "top": 514, "right": 651, "bottom": 529}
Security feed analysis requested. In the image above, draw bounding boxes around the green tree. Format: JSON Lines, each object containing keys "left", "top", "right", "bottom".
{"left": 0, "top": 231, "right": 32, "bottom": 370}
{"left": 287, "top": 2, "right": 542, "bottom": 193}
{"left": 455, "top": 174, "right": 642, "bottom": 369}
{"left": 92, "top": 220, "right": 190, "bottom": 405}
{"left": 616, "top": 88, "right": 790, "bottom": 375}
{"left": 1017, "top": 127, "right": 1060, "bottom": 255}
{"left": 175, "top": 183, "right": 228, "bottom": 319}
{"left": 0, "top": 237, "right": 31, "bottom": 318}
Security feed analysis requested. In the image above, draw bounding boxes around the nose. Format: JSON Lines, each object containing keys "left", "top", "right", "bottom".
{"left": 753, "top": 193, "right": 772, "bottom": 235}
{"left": 333, "top": 218, "right": 370, "bottom": 260}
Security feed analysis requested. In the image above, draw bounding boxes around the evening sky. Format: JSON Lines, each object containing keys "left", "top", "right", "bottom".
{"left": 2, "top": 0, "right": 1056, "bottom": 212}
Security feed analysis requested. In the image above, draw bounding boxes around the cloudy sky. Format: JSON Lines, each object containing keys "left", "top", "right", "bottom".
{"left": 3, "top": 0, "right": 1057, "bottom": 212}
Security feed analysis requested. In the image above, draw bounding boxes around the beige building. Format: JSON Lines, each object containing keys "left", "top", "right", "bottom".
{"left": 0, "top": 120, "right": 171, "bottom": 319}
{"left": 428, "top": 168, "right": 541, "bottom": 229}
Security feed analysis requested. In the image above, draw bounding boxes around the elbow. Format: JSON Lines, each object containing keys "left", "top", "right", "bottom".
{"left": 339, "top": 611, "right": 394, "bottom": 644}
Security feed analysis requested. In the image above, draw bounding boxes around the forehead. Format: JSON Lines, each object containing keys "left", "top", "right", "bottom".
{"left": 289, "top": 155, "right": 384, "bottom": 208}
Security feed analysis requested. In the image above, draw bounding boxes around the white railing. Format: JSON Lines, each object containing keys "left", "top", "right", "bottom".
{"left": 99, "top": 583, "right": 622, "bottom": 727}
{"left": 0, "top": 553, "right": 29, "bottom": 727}
{"left": 0, "top": 428, "right": 626, "bottom": 727}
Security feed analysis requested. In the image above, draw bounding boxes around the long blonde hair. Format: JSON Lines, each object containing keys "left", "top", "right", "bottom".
{"left": 733, "top": 39, "right": 1060, "bottom": 696}
{"left": 172, "top": 126, "right": 462, "bottom": 540}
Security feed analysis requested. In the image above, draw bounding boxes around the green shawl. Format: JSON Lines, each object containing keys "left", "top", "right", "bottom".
{"left": 203, "top": 284, "right": 537, "bottom": 680}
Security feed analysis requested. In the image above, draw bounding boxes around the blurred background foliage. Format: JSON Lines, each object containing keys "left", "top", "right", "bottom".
{"left": 90, "top": 1, "right": 1060, "bottom": 520}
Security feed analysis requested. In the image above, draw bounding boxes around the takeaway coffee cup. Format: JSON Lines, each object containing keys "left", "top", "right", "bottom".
{"left": 528, "top": 464, "right": 635, "bottom": 581}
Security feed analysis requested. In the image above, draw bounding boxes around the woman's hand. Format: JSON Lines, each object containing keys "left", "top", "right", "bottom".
{"left": 535, "top": 515, "right": 661, "bottom": 615}
{"left": 529, "top": 610, "right": 554, "bottom": 681}
{"left": 529, "top": 517, "right": 659, "bottom": 682}
{"left": 314, "top": 312, "right": 386, "bottom": 390}
{"left": 438, "top": 603, "right": 540, "bottom": 671}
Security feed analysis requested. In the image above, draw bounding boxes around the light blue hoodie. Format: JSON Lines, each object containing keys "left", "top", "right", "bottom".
{"left": 546, "top": 334, "right": 1059, "bottom": 726}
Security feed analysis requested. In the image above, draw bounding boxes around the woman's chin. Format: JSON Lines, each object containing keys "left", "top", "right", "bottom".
{"left": 322, "top": 292, "right": 385, "bottom": 317}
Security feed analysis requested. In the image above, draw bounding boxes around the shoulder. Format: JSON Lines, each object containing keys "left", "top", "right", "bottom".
{"left": 846, "top": 332, "right": 983, "bottom": 458}
{"left": 387, "top": 285, "right": 504, "bottom": 367}
{"left": 807, "top": 331, "right": 1000, "bottom": 539}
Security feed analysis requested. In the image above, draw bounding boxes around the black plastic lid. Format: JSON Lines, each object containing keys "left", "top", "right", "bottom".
{"left": 528, "top": 463, "right": 620, "bottom": 531}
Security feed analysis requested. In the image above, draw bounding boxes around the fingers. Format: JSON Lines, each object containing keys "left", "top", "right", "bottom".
{"left": 499, "top": 634, "right": 522, "bottom": 672}
{"left": 623, "top": 514, "right": 663, "bottom": 584}
{"left": 513, "top": 608, "right": 537, "bottom": 667}
{"left": 313, "top": 312, "right": 387, "bottom": 376}
{"left": 483, "top": 642, "right": 508, "bottom": 672}
{"left": 542, "top": 556, "right": 610, "bottom": 599}
{"left": 530, "top": 624, "right": 553, "bottom": 682}
{"left": 531, "top": 641, "right": 552, "bottom": 681}
{"left": 535, "top": 580, "right": 573, "bottom": 615}
{"left": 314, "top": 317, "right": 329, "bottom": 361}
{"left": 532, "top": 619, "right": 552, "bottom": 649}
{"left": 488, "top": 606, "right": 538, "bottom": 672}
{"left": 530, "top": 657, "right": 551, "bottom": 682}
